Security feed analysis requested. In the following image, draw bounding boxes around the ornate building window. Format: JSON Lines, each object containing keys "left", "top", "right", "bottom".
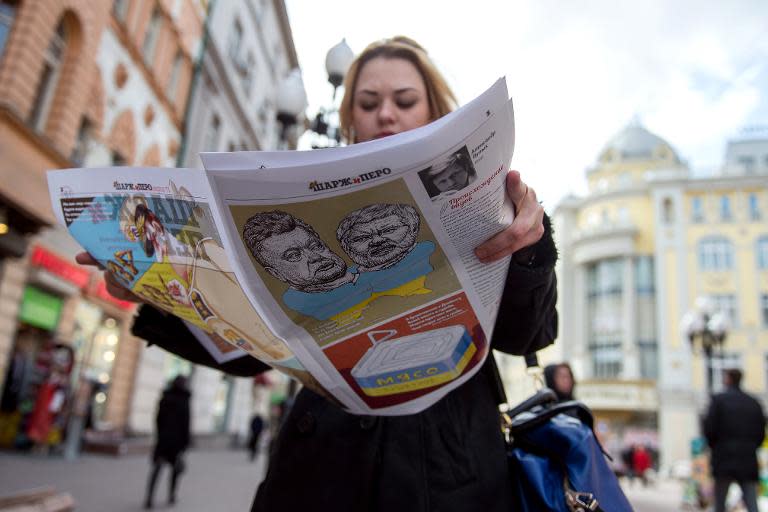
{"left": 587, "top": 258, "right": 624, "bottom": 378}
{"left": 761, "top": 294, "right": 768, "bottom": 327}
{"left": 29, "top": 20, "right": 67, "bottom": 132}
{"left": 711, "top": 294, "right": 738, "bottom": 328}
{"left": 719, "top": 195, "right": 732, "bottom": 221}
{"left": 228, "top": 18, "right": 242, "bottom": 64}
{"left": 167, "top": 51, "right": 183, "bottom": 101}
{"left": 71, "top": 118, "right": 93, "bottom": 166}
{"left": 698, "top": 236, "right": 733, "bottom": 271}
{"left": 203, "top": 114, "right": 221, "bottom": 152}
{"left": 635, "top": 256, "right": 657, "bottom": 379}
{"left": 0, "top": 0, "right": 17, "bottom": 59}
{"left": 113, "top": 0, "right": 129, "bottom": 22}
{"left": 662, "top": 197, "right": 674, "bottom": 224}
{"left": 691, "top": 196, "right": 704, "bottom": 223}
{"left": 710, "top": 352, "right": 741, "bottom": 393}
{"left": 749, "top": 193, "right": 761, "bottom": 221}
{"left": 142, "top": 8, "right": 162, "bottom": 68}
{"left": 757, "top": 237, "right": 768, "bottom": 270}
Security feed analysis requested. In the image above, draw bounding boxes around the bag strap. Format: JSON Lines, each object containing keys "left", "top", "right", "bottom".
{"left": 486, "top": 351, "right": 509, "bottom": 406}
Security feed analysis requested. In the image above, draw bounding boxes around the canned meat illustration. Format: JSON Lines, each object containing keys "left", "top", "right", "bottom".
{"left": 351, "top": 325, "right": 475, "bottom": 396}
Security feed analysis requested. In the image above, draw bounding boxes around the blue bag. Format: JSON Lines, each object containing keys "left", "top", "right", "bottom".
{"left": 504, "top": 391, "right": 634, "bottom": 512}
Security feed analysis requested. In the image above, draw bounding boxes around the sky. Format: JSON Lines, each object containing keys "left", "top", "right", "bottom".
{"left": 284, "top": 0, "right": 768, "bottom": 210}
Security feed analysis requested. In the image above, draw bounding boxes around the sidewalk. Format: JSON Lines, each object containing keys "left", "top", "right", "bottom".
{"left": 622, "top": 478, "right": 686, "bottom": 512}
{"left": 0, "top": 448, "right": 703, "bottom": 512}
{"left": 0, "top": 448, "right": 266, "bottom": 511}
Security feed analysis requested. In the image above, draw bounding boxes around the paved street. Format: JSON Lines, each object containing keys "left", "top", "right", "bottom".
{"left": 622, "top": 479, "right": 688, "bottom": 512}
{"left": 0, "top": 447, "right": 695, "bottom": 511}
{"left": 0, "top": 448, "right": 267, "bottom": 511}
{"left": 0, "top": 449, "right": 689, "bottom": 511}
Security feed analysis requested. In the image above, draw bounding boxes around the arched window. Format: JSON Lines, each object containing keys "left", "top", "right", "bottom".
{"left": 662, "top": 197, "right": 674, "bottom": 223}
{"left": 699, "top": 236, "right": 734, "bottom": 271}
{"left": 29, "top": 20, "right": 67, "bottom": 131}
{"left": 720, "top": 195, "right": 732, "bottom": 221}
{"left": 203, "top": 114, "right": 221, "bottom": 151}
{"left": 166, "top": 51, "right": 183, "bottom": 100}
{"left": 0, "top": 0, "right": 18, "bottom": 59}
{"left": 757, "top": 237, "right": 768, "bottom": 270}
{"left": 113, "top": 0, "right": 129, "bottom": 22}
{"left": 142, "top": 8, "right": 161, "bottom": 67}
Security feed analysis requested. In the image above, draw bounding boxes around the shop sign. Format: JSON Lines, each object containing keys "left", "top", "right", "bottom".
{"left": 578, "top": 380, "right": 658, "bottom": 411}
{"left": 19, "top": 285, "right": 63, "bottom": 331}
{"left": 30, "top": 246, "right": 90, "bottom": 289}
{"left": 92, "top": 277, "right": 136, "bottom": 311}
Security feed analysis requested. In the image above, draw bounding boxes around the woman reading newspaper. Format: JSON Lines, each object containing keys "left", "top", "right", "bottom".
{"left": 77, "top": 36, "right": 557, "bottom": 512}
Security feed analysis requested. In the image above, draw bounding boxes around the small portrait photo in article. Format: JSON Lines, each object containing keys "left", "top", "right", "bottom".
{"left": 418, "top": 146, "right": 477, "bottom": 200}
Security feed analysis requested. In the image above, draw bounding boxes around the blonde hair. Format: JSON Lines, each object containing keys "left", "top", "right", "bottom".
{"left": 339, "top": 36, "right": 457, "bottom": 143}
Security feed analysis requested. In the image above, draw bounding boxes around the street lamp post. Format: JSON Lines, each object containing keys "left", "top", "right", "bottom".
{"left": 309, "top": 39, "right": 354, "bottom": 148}
{"left": 275, "top": 39, "right": 354, "bottom": 150}
{"left": 275, "top": 68, "right": 308, "bottom": 149}
{"left": 681, "top": 296, "right": 730, "bottom": 395}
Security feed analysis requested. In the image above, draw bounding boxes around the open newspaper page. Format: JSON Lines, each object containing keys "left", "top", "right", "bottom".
{"left": 45, "top": 168, "right": 333, "bottom": 398}
{"left": 201, "top": 78, "right": 515, "bottom": 415}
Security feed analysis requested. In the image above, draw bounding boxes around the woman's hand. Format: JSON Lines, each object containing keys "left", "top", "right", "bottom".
{"left": 474, "top": 170, "right": 545, "bottom": 263}
{"left": 75, "top": 252, "right": 143, "bottom": 303}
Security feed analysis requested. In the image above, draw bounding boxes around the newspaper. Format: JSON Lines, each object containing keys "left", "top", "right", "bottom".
{"left": 47, "top": 77, "right": 515, "bottom": 415}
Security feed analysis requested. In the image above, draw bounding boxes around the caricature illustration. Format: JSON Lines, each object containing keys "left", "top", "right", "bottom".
{"left": 243, "top": 210, "right": 370, "bottom": 321}
{"left": 335, "top": 203, "right": 435, "bottom": 320}
{"left": 115, "top": 190, "right": 293, "bottom": 363}
{"left": 243, "top": 206, "right": 437, "bottom": 323}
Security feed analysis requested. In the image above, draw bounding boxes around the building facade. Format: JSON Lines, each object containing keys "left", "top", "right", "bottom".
{"left": 551, "top": 122, "right": 768, "bottom": 473}
{"left": 0, "top": 0, "right": 249, "bottom": 451}
{"left": 165, "top": 0, "right": 302, "bottom": 441}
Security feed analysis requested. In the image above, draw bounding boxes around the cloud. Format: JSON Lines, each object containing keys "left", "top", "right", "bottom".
{"left": 286, "top": 0, "right": 768, "bottom": 205}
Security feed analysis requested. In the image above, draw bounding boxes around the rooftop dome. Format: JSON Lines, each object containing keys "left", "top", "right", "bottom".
{"left": 598, "top": 120, "right": 680, "bottom": 163}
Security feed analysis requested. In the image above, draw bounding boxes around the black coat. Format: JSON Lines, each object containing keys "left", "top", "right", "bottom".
{"left": 153, "top": 385, "right": 191, "bottom": 463}
{"left": 703, "top": 386, "right": 766, "bottom": 480}
{"left": 133, "top": 219, "right": 558, "bottom": 512}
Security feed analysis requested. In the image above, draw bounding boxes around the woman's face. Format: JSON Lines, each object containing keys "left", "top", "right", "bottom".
{"left": 553, "top": 366, "right": 574, "bottom": 395}
{"left": 351, "top": 56, "right": 431, "bottom": 143}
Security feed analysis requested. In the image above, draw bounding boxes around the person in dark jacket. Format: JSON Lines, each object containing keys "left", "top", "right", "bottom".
{"left": 144, "top": 375, "right": 191, "bottom": 509}
{"left": 703, "top": 368, "right": 766, "bottom": 512}
{"left": 79, "top": 36, "right": 557, "bottom": 512}
{"left": 247, "top": 413, "right": 265, "bottom": 462}
{"left": 544, "top": 362, "right": 575, "bottom": 402}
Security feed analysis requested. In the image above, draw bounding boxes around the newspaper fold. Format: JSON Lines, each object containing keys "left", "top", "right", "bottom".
{"left": 47, "top": 77, "right": 515, "bottom": 415}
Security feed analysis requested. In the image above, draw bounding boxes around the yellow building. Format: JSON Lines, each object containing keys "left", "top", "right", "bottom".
{"left": 552, "top": 121, "right": 768, "bottom": 473}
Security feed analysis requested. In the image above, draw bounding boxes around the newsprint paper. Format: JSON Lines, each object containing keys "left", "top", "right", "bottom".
{"left": 47, "top": 78, "right": 515, "bottom": 415}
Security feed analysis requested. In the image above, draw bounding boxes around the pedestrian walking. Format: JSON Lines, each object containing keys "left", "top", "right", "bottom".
{"left": 703, "top": 368, "right": 766, "bottom": 512}
{"left": 80, "top": 35, "right": 558, "bottom": 512}
{"left": 144, "top": 375, "right": 191, "bottom": 509}
{"left": 247, "top": 414, "right": 264, "bottom": 462}
{"left": 631, "top": 444, "right": 652, "bottom": 486}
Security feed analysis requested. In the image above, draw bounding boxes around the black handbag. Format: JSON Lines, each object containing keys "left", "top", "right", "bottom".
{"left": 489, "top": 355, "right": 633, "bottom": 512}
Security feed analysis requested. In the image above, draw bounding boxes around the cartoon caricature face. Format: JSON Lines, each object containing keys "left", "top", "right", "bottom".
{"left": 338, "top": 204, "right": 420, "bottom": 271}
{"left": 258, "top": 226, "right": 348, "bottom": 290}
{"left": 344, "top": 214, "right": 416, "bottom": 269}
{"left": 135, "top": 204, "right": 166, "bottom": 259}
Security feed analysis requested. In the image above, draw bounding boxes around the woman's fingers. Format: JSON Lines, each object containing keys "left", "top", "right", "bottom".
{"left": 474, "top": 171, "right": 545, "bottom": 263}
{"left": 75, "top": 251, "right": 103, "bottom": 269}
{"left": 75, "top": 251, "right": 142, "bottom": 303}
{"left": 104, "top": 271, "right": 142, "bottom": 302}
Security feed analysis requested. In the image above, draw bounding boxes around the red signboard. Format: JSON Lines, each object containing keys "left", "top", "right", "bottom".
{"left": 92, "top": 278, "right": 136, "bottom": 311}
{"left": 30, "top": 246, "right": 90, "bottom": 289}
